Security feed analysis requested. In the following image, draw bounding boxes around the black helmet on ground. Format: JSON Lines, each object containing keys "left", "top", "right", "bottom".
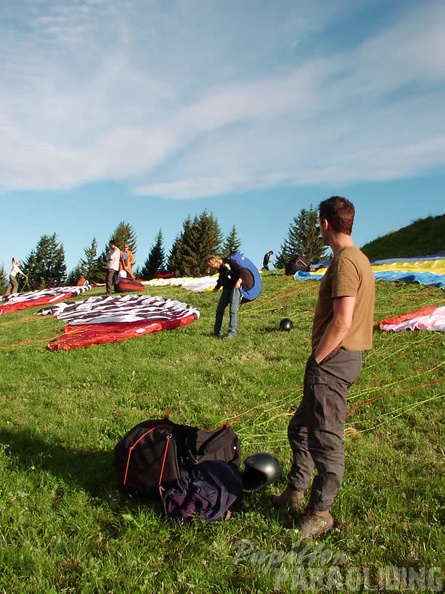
{"left": 279, "top": 318, "right": 293, "bottom": 331}
{"left": 242, "top": 452, "right": 281, "bottom": 493}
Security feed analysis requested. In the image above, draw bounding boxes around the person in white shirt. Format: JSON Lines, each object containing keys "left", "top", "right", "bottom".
{"left": 5, "top": 258, "right": 28, "bottom": 296}
{"left": 106, "top": 239, "right": 121, "bottom": 295}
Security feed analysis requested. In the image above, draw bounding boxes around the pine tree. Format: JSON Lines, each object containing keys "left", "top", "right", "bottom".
{"left": 167, "top": 236, "right": 181, "bottom": 277}
{"left": 22, "top": 233, "right": 67, "bottom": 287}
{"left": 302, "top": 208, "right": 327, "bottom": 262}
{"left": 79, "top": 238, "right": 102, "bottom": 282}
{"left": 191, "top": 211, "right": 223, "bottom": 276}
{"left": 66, "top": 238, "right": 101, "bottom": 285}
{"left": 111, "top": 222, "right": 137, "bottom": 254}
{"left": 180, "top": 217, "right": 200, "bottom": 277}
{"left": 168, "top": 211, "right": 223, "bottom": 277}
{"left": 275, "top": 206, "right": 327, "bottom": 269}
{"left": 139, "top": 229, "right": 166, "bottom": 280}
{"left": 66, "top": 265, "right": 83, "bottom": 286}
{"left": 222, "top": 225, "right": 242, "bottom": 256}
{"left": 168, "top": 219, "right": 191, "bottom": 276}
{"left": 0, "top": 264, "right": 7, "bottom": 295}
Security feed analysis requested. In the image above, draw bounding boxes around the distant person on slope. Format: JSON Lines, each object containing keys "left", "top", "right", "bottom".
{"left": 106, "top": 239, "right": 121, "bottom": 295}
{"left": 5, "top": 258, "right": 28, "bottom": 296}
{"left": 262, "top": 250, "right": 274, "bottom": 271}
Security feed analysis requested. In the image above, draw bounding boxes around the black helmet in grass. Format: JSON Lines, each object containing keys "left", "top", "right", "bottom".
{"left": 279, "top": 318, "right": 293, "bottom": 331}
{"left": 242, "top": 452, "right": 281, "bottom": 493}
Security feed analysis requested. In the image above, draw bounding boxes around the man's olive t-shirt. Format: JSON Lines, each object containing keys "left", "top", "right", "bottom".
{"left": 312, "top": 246, "right": 375, "bottom": 351}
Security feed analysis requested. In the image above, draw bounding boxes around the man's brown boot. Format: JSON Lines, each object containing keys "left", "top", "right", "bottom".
{"left": 296, "top": 509, "right": 334, "bottom": 539}
{"left": 271, "top": 486, "right": 305, "bottom": 511}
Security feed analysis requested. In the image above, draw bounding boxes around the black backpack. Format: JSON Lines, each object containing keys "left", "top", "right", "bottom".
{"left": 114, "top": 419, "right": 241, "bottom": 498}
{"left": 285, "top": 255, "right": 311, "bottom": 276}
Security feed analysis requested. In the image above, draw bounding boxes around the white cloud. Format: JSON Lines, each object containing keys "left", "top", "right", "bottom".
{"left": 1, "top": 0, "right": 445, "bottom": 195}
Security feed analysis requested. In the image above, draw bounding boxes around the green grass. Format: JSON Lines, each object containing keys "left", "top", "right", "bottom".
{"left": 361, "top": 213, "right": 445, "bottom": 260}
{"left": 1, "top": 273, "right": 444, "bottom": 593}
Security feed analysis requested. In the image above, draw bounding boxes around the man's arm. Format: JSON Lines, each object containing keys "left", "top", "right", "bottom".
{"left": 314, "top": 296, "right": 355, "bottom": 364}
{"left": 213, "top": 268, "right": 224, "bottom": 292}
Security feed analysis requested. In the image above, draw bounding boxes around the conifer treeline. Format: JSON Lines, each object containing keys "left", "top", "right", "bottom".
{"left": 2, "top": 207, "right": 325, "bottom": 289}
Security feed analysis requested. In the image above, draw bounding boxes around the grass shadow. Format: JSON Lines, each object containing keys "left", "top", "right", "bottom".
{"left": 0, "top": 427, "right": 137, "bottom": 501}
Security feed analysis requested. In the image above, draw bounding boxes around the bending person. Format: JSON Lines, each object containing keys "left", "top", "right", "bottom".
{"left": 207, "top": 254, "right": 254, "bottom": 339}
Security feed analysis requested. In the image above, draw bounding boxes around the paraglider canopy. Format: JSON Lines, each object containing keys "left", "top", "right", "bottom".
{"left": 228, "top": 252, "right": 262, "bottom": 302}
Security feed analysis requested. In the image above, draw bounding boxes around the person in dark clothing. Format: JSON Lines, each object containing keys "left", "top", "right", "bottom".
{"left": 262, "top": 250, "right": 274, "bottom": 271}
{"left": 207, "top": 254, "right": 253, "bottom": 338}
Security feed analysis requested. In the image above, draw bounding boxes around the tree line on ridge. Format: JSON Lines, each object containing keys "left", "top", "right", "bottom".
{"left": 1, "top": 207, "right": 327, "bottom": 290}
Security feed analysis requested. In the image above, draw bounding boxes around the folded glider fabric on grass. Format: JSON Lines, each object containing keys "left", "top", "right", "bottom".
{"left": 114, "top": 276, "right": 145, "bottom": 292}
{"left": 142, "top": 255, "right": 263, "bottom": 299}
{"left": 380, "top": 305, "right": 445, "bottom": 333}
{"left": 373, "top": 271, "right": 445, "bottom": 288}
{"left": 0, "top": 285, "right": 91, "bottom": 315}
{"left": 38, "top": 294, "right": 200, "bottom": 350}
{"left": 294, "top": 255, "right": 445, "bottom": 288}
{"left": 294, "top": 270, "right": 324, "bottom": 281}
{"left": 143, "top": 276, "right": 219, "bottom": 292}
{"left": 371, "top": 255, "right": 445, "bottom": 271}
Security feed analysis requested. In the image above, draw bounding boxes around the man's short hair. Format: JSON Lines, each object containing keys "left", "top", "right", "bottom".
{"left": 319, "top": 196, "right": 355, "bottom": 235}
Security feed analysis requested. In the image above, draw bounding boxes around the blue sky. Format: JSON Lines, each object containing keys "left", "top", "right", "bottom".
{"left": 1, "top": 0, "right": 444, "bottom": 273}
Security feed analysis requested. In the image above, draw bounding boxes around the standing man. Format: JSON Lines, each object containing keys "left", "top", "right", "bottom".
{"left": 272, "top": 196, "right": 375, "bottom": 539}
{"left": 106, "top": 239, "right": 121, "bottom": 295}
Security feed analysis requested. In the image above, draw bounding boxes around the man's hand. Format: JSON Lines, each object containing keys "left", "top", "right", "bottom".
{"left": 314, "top": 296, "right": 355, "bottom": 364}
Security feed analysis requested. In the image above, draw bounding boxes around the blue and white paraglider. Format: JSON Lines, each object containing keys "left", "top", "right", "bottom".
{"left": 229, "top": 251, "right": 262, "bottom": 302}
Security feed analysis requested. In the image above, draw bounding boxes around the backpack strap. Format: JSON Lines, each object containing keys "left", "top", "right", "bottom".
{"left": 158, "top": 434, "right": 173, "bottom": 499}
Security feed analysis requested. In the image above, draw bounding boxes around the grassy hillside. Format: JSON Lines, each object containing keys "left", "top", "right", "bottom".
{"left": 0, "top": 275, "right": 444, "bottom": 593}
{"left": 361, "top": 214, "right": 445, "bottom": 260}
